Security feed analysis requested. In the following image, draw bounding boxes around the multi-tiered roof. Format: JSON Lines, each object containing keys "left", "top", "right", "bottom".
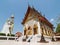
{"left": 22, "top": 6, "right": 53, "bottom": 28}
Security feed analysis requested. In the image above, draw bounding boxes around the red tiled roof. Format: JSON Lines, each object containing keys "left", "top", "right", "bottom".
{"left": 22, "top": 6, "right": 53, "bottom": 28}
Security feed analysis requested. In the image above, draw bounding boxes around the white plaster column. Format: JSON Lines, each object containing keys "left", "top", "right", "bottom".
{"left": 23, "top": 24, "right": 28, "bottom": 36}
{"left": 32, "top": 20, "right": 36, "bottom": 35}
{"left": 23, "top": 25, "right": 25, "bottom": 35}
{"left": 32, "top": 25, "right": 34, "bottom": 35}
{"left": 37, "top": 22, "right": 41, "bottom": 35}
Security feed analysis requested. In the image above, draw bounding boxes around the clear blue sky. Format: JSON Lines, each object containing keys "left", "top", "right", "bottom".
{"left": 0, "top": 0, "right": 60, "bottom": 33}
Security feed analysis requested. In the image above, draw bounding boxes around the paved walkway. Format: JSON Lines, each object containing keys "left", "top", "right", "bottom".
{"left": 0, "top": 40, "right": 60, "bottom": 45}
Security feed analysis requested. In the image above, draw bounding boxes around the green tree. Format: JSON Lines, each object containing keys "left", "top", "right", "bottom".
{"left": 56, "top": 23, "right": 60, "bottom": 33}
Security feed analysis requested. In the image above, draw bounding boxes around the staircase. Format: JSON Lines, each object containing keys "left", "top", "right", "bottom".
{"left": 30, "top": 34, "right": 40, "bottom": 42}
{"left": 26, "top": 35, "right": 33, "bottom": 42}
{"left": 19, "top": 35, "right": 53, "bottom": 42}
{"left": 22, "top": 35, "right": 33, "bottom": 42}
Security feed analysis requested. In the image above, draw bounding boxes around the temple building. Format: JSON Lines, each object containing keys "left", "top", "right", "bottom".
{"left": 22, "top": 6, "right": 53, "bottom": 37}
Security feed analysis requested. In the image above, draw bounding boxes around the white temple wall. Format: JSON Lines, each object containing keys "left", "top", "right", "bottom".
{"left": 24, "top": 19, "right": 41, "bottom": 35}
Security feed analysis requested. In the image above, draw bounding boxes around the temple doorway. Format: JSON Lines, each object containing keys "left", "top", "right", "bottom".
{"left": 33, "top": 24, "right": 38, "bottom": 35}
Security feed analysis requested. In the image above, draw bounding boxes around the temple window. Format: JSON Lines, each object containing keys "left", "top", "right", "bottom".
{"left": 44, "top": 29, "right": 46, "bottom": 35}
{"left": 24, "top": 30, "right": 26, "bottom": 35}
{"left": 46, "top": 30, "right": 48, "bottom": 35}
{"left": 28, "top": 26, "right": 31, "bottom": 30}
{"left": 48, "top": 31, "right": 49, "bottom": 35}
{"left": 41, "top": 28, "right": 44, "bottom": 34}
{"left": 28, "top": 26, "right": 32, "bottom": 35}
{"left": 45, "top": 29, "right": 47, "bottom": 35}
{"left": 50, "top": 31, "right": 51, "bottom": 35}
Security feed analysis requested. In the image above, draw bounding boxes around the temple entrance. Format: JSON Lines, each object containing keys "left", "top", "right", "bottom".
{"left": 28, "top": 26, "right": 32, "bottom": 35}
{"left": 33, "top": 28, "right": 38, "bottom": 35}
{"left": 33, "top": 24, "right": 38, "bottom": 35}
{"left": 24, "top": 30, "right": 26, "bottom": 35}
{"left": 24, "top": 27, "right": 27, "bottom": 35}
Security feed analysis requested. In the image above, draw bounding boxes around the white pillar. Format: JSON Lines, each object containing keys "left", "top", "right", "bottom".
{"left": 23, "top": 25, "right": 25, "bottom": 35}
{"left": 37, "top": 22, "right": 41, "bottom": 35}
{"left": 32, "top": 25, "right": 34, "bottom": 35}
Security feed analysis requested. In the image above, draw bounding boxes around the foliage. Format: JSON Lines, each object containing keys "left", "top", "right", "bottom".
{"left": 7, "top": 33, "right": 15, "bottom": 37}
{"left": 56, "top": 23, "right": 60, "bottom": 33}
{"left": 0, "top": 33, "right": 6, "bottom": 36}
